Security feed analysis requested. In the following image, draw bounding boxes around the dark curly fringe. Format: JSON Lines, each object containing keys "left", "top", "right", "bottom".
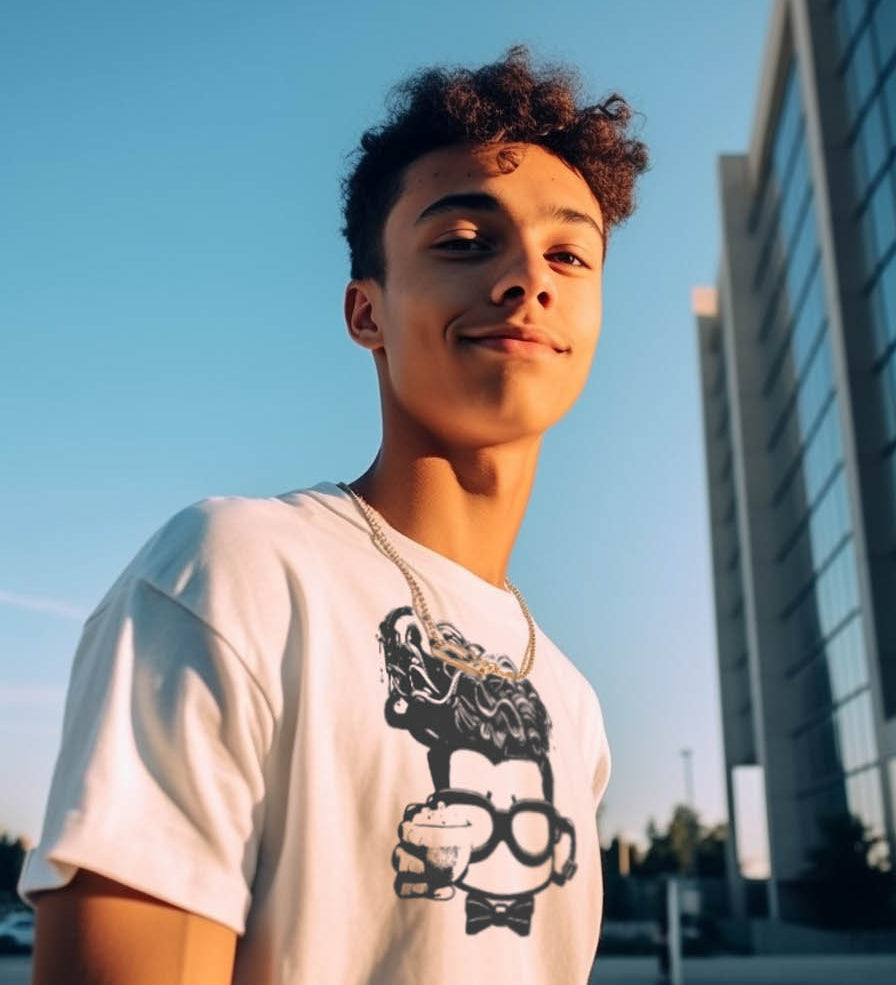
{"left": 342, "top": 45, "right": 649, "bottom": 281}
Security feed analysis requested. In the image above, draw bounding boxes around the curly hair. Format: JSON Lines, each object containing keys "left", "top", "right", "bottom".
{"left": 341, "top": 45, "right": 648, "bottom": 281}
{"left": 378, "top": 607, "right": 554, "bottom": 796}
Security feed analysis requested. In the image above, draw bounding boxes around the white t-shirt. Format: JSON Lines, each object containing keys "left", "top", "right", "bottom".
{"left": 20, "top": 482, "right": 611, "bottom": 985}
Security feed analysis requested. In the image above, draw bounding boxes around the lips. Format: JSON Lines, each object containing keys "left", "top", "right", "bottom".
{"left": 457, "top": 325, "right": 568, "bottom": 354}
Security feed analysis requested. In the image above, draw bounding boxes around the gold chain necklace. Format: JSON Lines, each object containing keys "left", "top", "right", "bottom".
{"left": 338, "top": 482, "right": 536, "bottom": 681}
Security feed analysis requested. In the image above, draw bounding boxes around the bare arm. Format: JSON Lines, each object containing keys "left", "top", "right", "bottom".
{"left": 31, "top": 869, "right": 237, "bottom": 985}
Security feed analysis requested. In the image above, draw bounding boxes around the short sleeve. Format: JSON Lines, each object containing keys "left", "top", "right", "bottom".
{"left": 18, "top": 573, "right": 275, "bottom": 934}
{"left": 590, "top": 693, "right": 611, "bottom": 808}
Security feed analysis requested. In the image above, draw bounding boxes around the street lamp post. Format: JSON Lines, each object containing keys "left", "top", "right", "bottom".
{"left": 680, "top": 748, "right": 695, "bottom": 810}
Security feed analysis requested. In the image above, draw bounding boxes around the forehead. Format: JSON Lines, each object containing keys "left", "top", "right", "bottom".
{"left": 387, "top": 143, "right": 602, "bottom": 233}
{"left": 449, "top": 749, "right": 545, "bottom": 802}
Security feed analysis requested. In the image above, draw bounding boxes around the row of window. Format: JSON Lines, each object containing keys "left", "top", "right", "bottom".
{"left": 877, "top": 346, "right": 896, "bottom": 449}
{"left": 861, "top": 165, "right": 896, "bottom": 273}
{"left": 765, "top": 7, "right": 885, "bottom": 860}
{"left": 847, "top": 764, "right": 888, "bottom": 849}
{"left": 752, "top": 65, "right": 805, "bottom": 291}
{"left": 775, "top": 394, "right": 843, "bottom": 515}
{"left": 883, "top": 445, "right": 896, "bottom": 545}
{"left": 801, "top": 396, "right": 842, "bottom": 504}
{"left": 870, "top": 250, "right": 896, "bottom": 362}
{"left": 796, "top": 333, "right": 835, "bottom": 449}
{"left": 783, "top": 534, "right": 860, "bottom": 660}
{"left": 794, "top": 610, "right": 869, "bottom": 711}
{"left": 780, "top": 465, "right": 852, "bottom": 578}
{"left": 796, "top": 763, "right": 887, "bottom": 861}
{"left": 764, "top": 309, "right": 825, "bottom": 452}
{"left": 852, "top": 83, "right": 895, "bottom": 202}
{"left": 755, "top": 146, "right": 815, "bottom": 328}
{"left": 759, "top": 257, "right": 824, "bottom": 404}
{"left": 772, "top": 399, "right": 843, "bottom": 570}
{"left": 784, "top": 192, "right": 821, "bottom": 319}
{"left": 838, "top": 0, "right": 896, "bottom": 111}
{"left": 794, "top": 687, "right": 878, "bottom": 789}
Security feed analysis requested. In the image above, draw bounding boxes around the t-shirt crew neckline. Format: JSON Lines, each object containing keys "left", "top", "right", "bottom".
{"left": 290, "top": 481, "right": 527, "bottom": 616}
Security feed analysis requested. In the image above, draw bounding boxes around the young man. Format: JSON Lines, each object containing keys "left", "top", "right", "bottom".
{"left": 21, "top": 47, "right": 647, "bottom": 984}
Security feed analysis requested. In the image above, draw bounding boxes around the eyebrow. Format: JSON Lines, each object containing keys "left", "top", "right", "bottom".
{"left": 415, "top": 192, "right": 604, "bottom": 243}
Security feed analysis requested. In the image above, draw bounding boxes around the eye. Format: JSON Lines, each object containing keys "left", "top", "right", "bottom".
{"left": 432, "top": 234, "right": 492, "bottom": 255}
{"left": 546, "top": 249, "right": 587, "bottom": 267}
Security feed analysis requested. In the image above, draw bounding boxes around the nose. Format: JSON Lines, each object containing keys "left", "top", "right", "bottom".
{"left": 489, "top": 246, "right": 554, "bottom": 309}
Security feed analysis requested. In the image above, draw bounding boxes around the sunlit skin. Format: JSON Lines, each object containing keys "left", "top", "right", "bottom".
{"left": 345, "top": 143, "right": 605, "bottom": 586}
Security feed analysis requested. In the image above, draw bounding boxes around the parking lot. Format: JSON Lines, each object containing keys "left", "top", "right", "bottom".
{"left": 4, "top": 951, "right": 896, "bottom": 984}
{"left": 589, "top": 954, "right": 896, "bottom": 985}
{"left": 0, "top": 956, "right": 28, "bottom": 985}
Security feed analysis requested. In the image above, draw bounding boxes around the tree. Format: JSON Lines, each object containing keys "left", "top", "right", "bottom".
{"left": 0, "top": 832, "right": 26, "bottom": 895}
{"left": 633, "top": 805, "right": 728, "bottom": 877}
{"left": 695, "top": 822, "right": 728, "bottom": 877}
{"left": 799, "top": 813, "right": 893, "bottom": 929}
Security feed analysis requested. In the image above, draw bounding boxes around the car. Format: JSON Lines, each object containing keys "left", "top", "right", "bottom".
{"left": 0, "top": 909, "right": 34, "bottom": 954}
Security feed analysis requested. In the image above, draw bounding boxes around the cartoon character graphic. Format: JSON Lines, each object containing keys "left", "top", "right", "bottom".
{"left": 379, "top": 606, "right": 577, "bottom": 936}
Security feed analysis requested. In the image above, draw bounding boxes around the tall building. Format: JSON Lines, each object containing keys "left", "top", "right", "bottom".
{"left": 696, "top": 0, "right": 896, "bottom": 922}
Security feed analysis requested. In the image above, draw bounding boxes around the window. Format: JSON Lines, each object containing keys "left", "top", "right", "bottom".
{"left": 868, "top": 172, "right": 896, "bottom": 262}
{"left": 793, "top": 269, "right": 827, "bottom": 373}
{"left": 772, "top": 65, "right": 803, "bottom": 182}
{"left": 786, "top": 200, "right": 820, "bottom": 305}
{"left": 872, "top": 2, "right": 896, "bottom": 72}
{"left": 848, "top": 27, "right": 878, "bottom": 115}
{"left": 856, "top": 100, "right": 889, "bottom": 192}
{"left": 884, "top": 70, "right": 896, "bottom": 144}
{"left": 825, "top": 614, "right": 868, "bottom": 702}
{"left": 838, "top": 0, "right": 869, "bottom": 45}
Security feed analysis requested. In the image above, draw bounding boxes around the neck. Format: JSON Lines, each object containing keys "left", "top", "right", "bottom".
{"left": 348, "top": 435, "right": 542, "bottom": 588}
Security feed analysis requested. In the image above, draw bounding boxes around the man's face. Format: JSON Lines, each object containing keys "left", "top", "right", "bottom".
{"left": 346, "top": 143, "right": 605, "bottom": 448}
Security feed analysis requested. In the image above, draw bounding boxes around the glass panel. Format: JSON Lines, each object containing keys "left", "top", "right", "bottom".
{"left": 880, "top": 351, "right": 896, "bottom": 441}
{"left": 869, "top": 172, "right": 896, "bottom": 261}
{"left": 848, "top": 28, "right": 878, "bottom": 115}
{"left": 809, "top": 470, "right": 849, "bottom": 568}
{"left": 786, "top": 200, "right": 820, "bottom": 304}
{"left": 870, "top": 279, "right": 891, "bottom": 360}
{"left": 881, "top": 256, "right": 896, "bottom": 347}
{"left": 794, "top": 270, "right": 826, "bottom": 373}
{"left": 837, "top": 699, "right": 859, "bottom": 771}
{"left": 884, "top": 69, "right": 896, "bottom": 142}
{"left": 804, "top": 402, "right": 843, "bottom": 503}
{"left": 857, "top": 689, "right": 879, "bottom": 763}
{"left": 772, "top": 65, "right": 802, "bottom": 188}
{"left": 797, "top": 334, "right": 834, "bottom": 447}
{"left": 781, "top": 147, "right": 811, "bottom": 245}
{"left": 872, "top": 1, "right": 896, "bottom": 72}
{"left": 857, "top": 99, "right": 889, "bottom": 190}
{"left": 841, "top": 0, "right": 870, "bottom": 42}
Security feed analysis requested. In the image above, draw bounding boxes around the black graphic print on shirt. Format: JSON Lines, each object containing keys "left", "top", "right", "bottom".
{"left": 379, "top": 606, "right": 577, "bottom": 937}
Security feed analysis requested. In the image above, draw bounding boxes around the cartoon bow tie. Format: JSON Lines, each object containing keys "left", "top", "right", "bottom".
{"left": 465, "top": 893, "right": 534, "bottom": 936}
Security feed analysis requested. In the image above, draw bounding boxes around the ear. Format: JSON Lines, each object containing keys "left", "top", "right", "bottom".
{"left": 344, "top": 280, "right": 384, "bottom": 351}
{"left": 552, "top": 818, "right": 577, "bottom": 886}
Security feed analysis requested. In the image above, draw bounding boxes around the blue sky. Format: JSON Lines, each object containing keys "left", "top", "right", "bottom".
{"left": 1, "top": 0, "right": 772, "bottom": 854}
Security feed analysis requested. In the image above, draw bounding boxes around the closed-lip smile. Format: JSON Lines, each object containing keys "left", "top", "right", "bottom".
{"left": 457, "top": 325, "right": 569, "bottom": 354}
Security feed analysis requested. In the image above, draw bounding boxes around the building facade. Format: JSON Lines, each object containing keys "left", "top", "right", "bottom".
{"left": 696, "top": 0, "right": 896, "bottom": 922}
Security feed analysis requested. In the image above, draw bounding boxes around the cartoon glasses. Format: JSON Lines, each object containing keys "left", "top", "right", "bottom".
{"left": 425, "top": 788, "right": 576, "bottom": 868}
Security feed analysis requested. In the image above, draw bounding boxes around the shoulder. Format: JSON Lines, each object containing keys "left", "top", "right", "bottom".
{"left": 85, "top": 493, "right": 326, "bottom": 679}
{"left": 539, "top": 637, "right": 611, "bottom": 796}
{"left": 543, "top": 639, "right": 606, "bottom": 734}
{"left": 141, "top": 494, "right": 300, "bottom": 585}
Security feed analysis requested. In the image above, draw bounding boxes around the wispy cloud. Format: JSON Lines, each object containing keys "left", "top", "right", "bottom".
{"left": 0, "top": 590, "right": 88, "bottom": 622}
